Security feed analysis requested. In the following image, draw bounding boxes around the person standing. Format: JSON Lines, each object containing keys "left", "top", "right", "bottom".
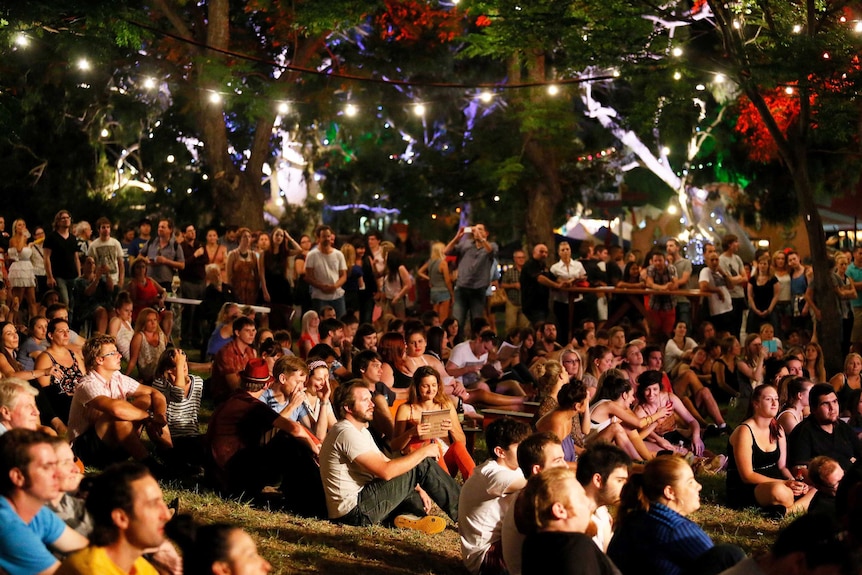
{"left": 500, "top": 249, "right": 530, "bottom": 332}
{"left": 445, "top": 225, "right": 498, "bottom": 338}
{"left": 846, "top": 245, "right": 862, "bottom": 354}
{"left": 304, "top": 225, "right": 348, "bottom": 318}
{"left": 666, "top": 239, "right": 694, "bottom": 331}
{"left": 43, "top": 210, "right": 81, "bottom": 306}
{"left": 87, "top": 217, "right": 124, "bottom": 288}
{"left": 178, "top": 224, "right": 207, "bottom": 346}
{"left": 141, "top": 218, "right": 185, "bottom": 292}
{"left": 520, "top": 244, "right": 562, "bottom": 326}
{"left": 645, "top": 250, "right": 679, "bottom": 340}
{"left": 718, "top": 235, "right": 747, "bottom": 339}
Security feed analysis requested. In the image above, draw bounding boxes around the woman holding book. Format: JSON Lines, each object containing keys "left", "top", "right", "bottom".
{"left": 392, "top": 365, "right": 475, "bottom": 478}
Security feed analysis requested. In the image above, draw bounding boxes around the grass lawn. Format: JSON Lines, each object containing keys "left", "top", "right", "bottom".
{"left": 155, "top": 397, "right": 791, "bottom": 574}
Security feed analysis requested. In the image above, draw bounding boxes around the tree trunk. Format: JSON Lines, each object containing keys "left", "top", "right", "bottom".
{"left": 794, "top": 155, "right": 842, "bottom": 373}
{"left": 522, "top": 139, "right": 562, "bottom": 248}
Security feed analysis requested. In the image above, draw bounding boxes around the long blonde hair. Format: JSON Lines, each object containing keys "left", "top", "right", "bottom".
{"left": 341, "top": 243, "right": 356, "bottom": 267}
{"left": 430, "top": 241, "right": 445, "bottom": 261}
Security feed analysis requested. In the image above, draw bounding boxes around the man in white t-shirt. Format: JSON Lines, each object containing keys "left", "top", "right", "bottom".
{"left": 501, "top": 432, "right": 568, "bottom": 575}
{"left": 718, "top": 234, "right": 748, "bottom": 339}
{"left": 459, "top": 418, "right": 531, "bottom": 575}
{"left": 319, "top": 381, "right": 460, "bottom": 533}
{"left": 575, "top": 443, "right": 632, "bottom": 552}
{"left": 446, "top": 318, "right": 525, "bottom": 396}
{"left": 304, "top": 225, "right": 347, "bottom": 318}
{"left": 87, "top": 217, "right": 124, "bottom": 286}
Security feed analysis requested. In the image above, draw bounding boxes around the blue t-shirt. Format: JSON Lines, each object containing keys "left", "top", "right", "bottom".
{"left": 0, "top": 496, "right": 66, "bottom": 575}
{"left": 258, "top": 389, "right": 308, "bottom": 422}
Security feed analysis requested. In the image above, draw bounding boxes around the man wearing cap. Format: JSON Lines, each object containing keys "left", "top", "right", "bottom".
{"left": 205, "top": 357, "right": 324, "bottom": 514}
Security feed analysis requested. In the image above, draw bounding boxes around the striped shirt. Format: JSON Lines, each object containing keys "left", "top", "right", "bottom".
{"left": 152, "top": 375, "right": 203, "bottom": 438}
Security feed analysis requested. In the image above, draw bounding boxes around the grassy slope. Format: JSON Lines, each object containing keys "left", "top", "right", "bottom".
{"left": 159, "top": 400, "right": 787, "bottom": 574}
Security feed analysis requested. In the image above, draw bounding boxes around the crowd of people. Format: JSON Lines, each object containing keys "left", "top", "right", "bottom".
{"left": 0, "top": 212, "right": 861, "bottom": 574}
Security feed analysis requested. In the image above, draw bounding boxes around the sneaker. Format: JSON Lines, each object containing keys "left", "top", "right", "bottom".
{"left": 719, "top": 424, "right": 733, "bottom": 436}
{"left": 393, "top": 514, "right": 446, "bottom": 535}
{"left": 703, "top": 424, "right": 720, "bottom": 438}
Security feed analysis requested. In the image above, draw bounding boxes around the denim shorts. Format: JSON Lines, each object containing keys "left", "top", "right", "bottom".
{"left": 430, "top": 288, "right": 451, "bottom": 304}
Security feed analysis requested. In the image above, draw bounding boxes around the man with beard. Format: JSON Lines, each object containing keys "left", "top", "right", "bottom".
{"left": 57, "top": 462, "right": 170, "bottom": 575}
{"left": 576, "top": 443, "right": 632, "bottom": 552}
{"left": 789, "top": 383, "right": 862, "bottom": 471}
{"left": 319, "top": 380, "right": 460, "bottom": 533}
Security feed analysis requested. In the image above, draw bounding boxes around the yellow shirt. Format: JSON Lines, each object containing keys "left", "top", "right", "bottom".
{"left": 57, "top": 546, "right": 159, "bottom": 575}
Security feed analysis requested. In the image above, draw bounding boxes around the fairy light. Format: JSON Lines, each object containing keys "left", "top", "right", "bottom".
{"left": 277, "top": 102, "right": 289, "bottom": 115}
{"left": 479, "top": 91, "right": 493, "bottom": 103}
{"left": 208, "top": 92, "right": 222, "bottom": 104}
{"left": 14, "top": 33, "right": 29, "bottom": 47}
{"left": 344, "top": 103, "right": 358, "bottom": 117}
{"left": 143, "top": 77, "right": 157, "bottom": 90}
{"left": 671, "top": 47, "right": 683, "bottom": 57}
{"left": 413, "top": 103, "right": 426, "bottom": 116}
{"left": 547, "top": 84, "right": 559, "bottom": 96}
{"left": 673, "top": 71, "right": 682, "bottom": 80}
{"left": 77, "top": 58, "right": 91, "bottom": 71}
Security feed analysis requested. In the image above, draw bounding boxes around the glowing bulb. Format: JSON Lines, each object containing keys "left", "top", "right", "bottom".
{"left": 345, "top": 103, "right": 358, "bottom": 117}
{"left": 785, "top": 86, "right": 794, "bottom": 95}
{"left": 547, "top": 84, "right": 559, "bottom": 96}
{"left": 855, "top": 22, "right": 862, "bottom": 32}
{"left": 671, "top": 47, "right": 683, "bottom": 57}
{"left": 479, "top": 91, "right": 493, "bottom": 103}
{"left": 277, "top": 102, "right": 289, "bottom": 115}
{"left": 166, "top": 154, "right": 175, "bottom": 163}
{"left": 714, "top": 73, "right": 725, "bottom": 83}
{"left": 14, "top": 33, "right": 29, "bottom": 47}
{"left": 673, "top": 71, "right": 682, "bottom": 80}
{"left": 431, "top": 214, "right": 437, "bottom": 219}
{"left": 208, "top": 92, "right": 222, "bottom": 104}
{"left": 668, "top": 204, "right": 678, "bottom": 215}
{"left": 661, "top": 146, "right": 670, "bottom": 156}
{"left": 202, "top": 174, "right": 209, "bottom": 181}
{"left": 792, "top": 24, "right": 802, "bottom": 33}
{"left": 732, "top": 20, "right": 741, "bottom": 29}
{"left": 414, "top": 104, "right": 426, "bottom": 116}
{"left": 695, "top": 84, "right": 706, "bottom": 91}
{"left": 77, "top": 58, "right": 91, "bottom": 71}
{"left": 143, "top": 77, "right": 156, "bottom": 90}
{"left": 316, "top": 192, "right": 324, "bottom": 200}
{"left": 100, "top": 128, "right": 110, "bottom": 138}
{"left": 186, "top": 188, "right": 192, "bottom": 194}
{"left": 823, "top": 52, "right": 830, "bottom": 59}
{"left": 493, "top": 195, "right": 500, "bottom": 202}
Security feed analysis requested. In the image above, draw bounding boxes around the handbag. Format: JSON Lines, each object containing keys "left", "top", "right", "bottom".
{"left": 488, "top": 287, "right": 508, "bottom": 307}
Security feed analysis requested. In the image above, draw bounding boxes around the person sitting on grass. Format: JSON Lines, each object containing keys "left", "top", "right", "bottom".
{"left": 670, "top": 346, "right": 729, "bottom": 433}
{"left": 608, "top": 455, "right": 745, "bottom": 575}
{"left": 516, "top": 467, "right": 618, "bottom": 575}
{"left": 500, "top": 432, "right": 568, "bottom": 575}
{"left": 726, "top": 383, "right": 815, "bottom": 517}
{"left": 633, "top": 370, "right": 705, "bottom": 457}
{"left": 716, "top": 513, "right": 854, "bottom": 575}
{"left": 392, "top": 365, "right": 475, "bottom": 479}
{"left": 319, "top": 380, "right": 460, "bottom": 533}
{"left": 535, "top": 381, "right": 591, "bottom": 463}
{"left": 776, "top": 375, "right": 813, "bottom": 436}
{"left": 172, "top": 520, "right": 272, "bottom": 575}
{"left": 206, "top": 358, "right": 324, "bottom": 517}
{"left": 151, "top": 348, "right": 205, "bottom": 474}
{"left": 459, "top": 418, "right": 531, "bottom": 575}
{"left": 57, "top": 462, "right": 171, "bottom": 575}
{"left": 66, "top": 334, "right": 171, "bottom": 474}
{"left": 0, "top": 429, "right": 88, "bottom": 575}
{"left": 590, "top": 370, "right": 672, "bottom": 461}
{"left": 576, "top": 443, "right": 632, "bottom": 552}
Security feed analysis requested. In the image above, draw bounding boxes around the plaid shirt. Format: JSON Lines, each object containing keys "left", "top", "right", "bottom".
{"left": 646, "top": 263, "right": 677, "bottom": 311}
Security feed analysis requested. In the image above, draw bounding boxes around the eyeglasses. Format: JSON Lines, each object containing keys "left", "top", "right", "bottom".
{"left": 100, "top": 350, "right": 120, "bottom": 358}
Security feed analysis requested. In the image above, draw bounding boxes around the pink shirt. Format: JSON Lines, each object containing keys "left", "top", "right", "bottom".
{"left": 67, "top": 370, "right": 140, "bottom": 441}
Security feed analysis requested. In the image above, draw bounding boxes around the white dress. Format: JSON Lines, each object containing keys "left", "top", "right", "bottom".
{"left": 7, "top": 246, "right": 36, "bottom": 288}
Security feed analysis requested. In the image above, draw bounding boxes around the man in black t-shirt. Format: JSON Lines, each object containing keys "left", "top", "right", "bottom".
{"left": 43, "top": 209, "right": 81, "bottom": 306}
{"left": 520, "top": 244, "right": 562, "bottom": 325}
